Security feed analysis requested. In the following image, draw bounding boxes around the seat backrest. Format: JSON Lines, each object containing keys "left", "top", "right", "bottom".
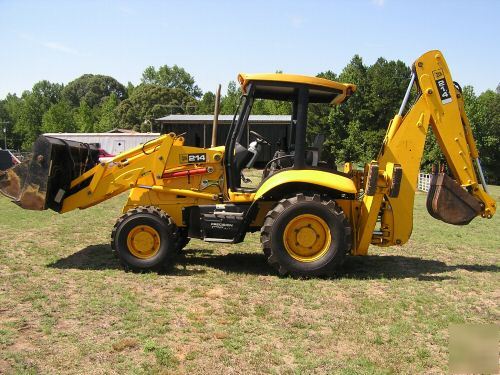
{"left": 312, "top": 133, "right": 325, "bottom": 153}
{"left": 305, "top": 133, "right": 326, "bottom": 166}
{"left": 231, "top": 143, "right": 253, "bottom": 188}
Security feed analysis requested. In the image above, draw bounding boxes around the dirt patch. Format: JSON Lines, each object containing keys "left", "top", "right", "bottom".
{"left": 112, "top": 338, "right": 139, "bottom": 352}
{"left": 0, "top": 359, "right": 12, "bottom": 374}
{"left": 205, "top": 287, "right": 225, "bottom": 299}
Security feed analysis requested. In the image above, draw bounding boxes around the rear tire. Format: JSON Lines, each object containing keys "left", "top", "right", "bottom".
{"left": 261, "top": 194, "right": 351, "bottom": 277}
{"left": 111, "top": 206, "right": 177, "bottom": 273}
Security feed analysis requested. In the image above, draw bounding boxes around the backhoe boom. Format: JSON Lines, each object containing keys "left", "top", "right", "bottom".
{"left": 355, "top": 50, "right": 496, "bottom": 255}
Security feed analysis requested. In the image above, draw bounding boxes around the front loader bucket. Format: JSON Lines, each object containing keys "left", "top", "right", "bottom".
{"left": 0, "top": 136, "right": 99, "bottom": 212}
{"left": 426, "top": 173, "right": 482, "bottom": 225}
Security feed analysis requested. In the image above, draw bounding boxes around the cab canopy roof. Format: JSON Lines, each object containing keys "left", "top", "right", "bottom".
{"left": 237, "top": 73, "right": 356, "bottom": 105}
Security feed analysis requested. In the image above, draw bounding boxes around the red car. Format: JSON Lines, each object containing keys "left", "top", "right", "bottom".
{"left": 98, "top": 148, "right": 115, "bottom": 162}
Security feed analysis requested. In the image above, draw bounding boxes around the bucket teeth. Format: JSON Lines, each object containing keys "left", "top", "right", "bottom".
{"left": 0, "top": 157, "right": 49, "bottom": 210}
{"left": 1, "top": 163, "right": 26, "bottom": 201}
{"left": 0, "top": 168, "right": 19, "bottom": 200}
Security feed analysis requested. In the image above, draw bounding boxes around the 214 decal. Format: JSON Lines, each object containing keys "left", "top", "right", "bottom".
{"left": 180, "top": 153, "right": 207, "bottom": 164}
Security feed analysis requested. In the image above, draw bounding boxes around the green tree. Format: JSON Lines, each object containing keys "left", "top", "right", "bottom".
{"left": 220, "top": 81, "right": 241, "bottom": 115}
{"left": 305, "top": 71, "right": 340, "bottom": 163}
{"left": 326, "top": 55, "right": 369, "bottom": 163}
{"left": 41, "top": 100, "right": 76, "bottom": 133}
{"left": 469, "top": 88, "right": 500, "bottom": 182}
{"left": 95, "top": 93, "right": 119, "bottom": 132}
{"left": 15, "top": 81, "right": 63, "bottom": 149}
{"left": 114, "top": 84, "right": 196, "bottom": 130}
{"left": 74, "top": 100, "right": 95, "bottom": 132}
{"left": 126, "top": 82, "right": 135, "bottom": 98}
{"left": 63, "top": 74, "right": 126, "bottom": 108}
{"left": 0, "top": 101, "right": 10, "bottom": 149}
{"left": 0, "top": 95, "right": 20, "bottom": 149}
{"left": 1, "top": 94, "right": 23, "bottom": 149}
{"left": 341, "top": 120, "right": 365, "bottom": 161}
{"left": 322, "top": 55, "right": 412, "bottom": 164}
{"left": 196, "top": 91, "right": 215, "bottom": 114}
{"left": 366, "top": 58, "right": 410, "bottom": 129}
{"left": 141, "top": 65, "right": 202, "bottom": 98}
{"left": 252, "top": 98, "right": 291, "bottom": 116}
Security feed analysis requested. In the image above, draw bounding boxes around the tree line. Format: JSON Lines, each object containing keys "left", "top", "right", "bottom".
{"left": 0, "top": 58, "right": 498, "bottom": 181}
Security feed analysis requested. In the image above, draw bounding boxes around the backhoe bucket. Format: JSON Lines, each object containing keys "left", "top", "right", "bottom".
{"left": 426, "top": 173, "right": 482, "bottom": 225}
{"left": 0, "top": 136, "right": 99, "bottom": 212}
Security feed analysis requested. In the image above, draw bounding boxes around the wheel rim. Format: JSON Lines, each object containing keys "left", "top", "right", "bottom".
{"left": 283, "top": 214, "right": 331, "bottom": 262}
{"left": 126, "top": 225, "right": 160, "bottom": 259}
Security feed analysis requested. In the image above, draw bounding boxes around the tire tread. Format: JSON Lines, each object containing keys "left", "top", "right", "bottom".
{"left": 260, "top": 194, "right": 351, "bottom": 277}
{"left": 111, "top": 206, "right": 178, "bottom": 272}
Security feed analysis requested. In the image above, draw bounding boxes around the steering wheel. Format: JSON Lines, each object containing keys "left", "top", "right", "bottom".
{"left": 250, "top": 130, "right": 271, "bottom": 145}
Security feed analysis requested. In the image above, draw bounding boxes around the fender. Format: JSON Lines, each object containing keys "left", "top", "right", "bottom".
{"left": 254, "top": 169, "right": 357, "bottom": 200}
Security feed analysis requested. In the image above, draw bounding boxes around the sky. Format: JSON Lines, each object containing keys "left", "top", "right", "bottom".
{"left": 0, "top": 0, "right": 499, "bottom": 99}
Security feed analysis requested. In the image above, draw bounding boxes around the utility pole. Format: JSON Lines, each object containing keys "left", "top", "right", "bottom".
{"left": 0, "top": 121, "right": 9, "bottom": 150}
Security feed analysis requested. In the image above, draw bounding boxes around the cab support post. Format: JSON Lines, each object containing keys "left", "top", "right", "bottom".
{"left": 294, "top": 86, "right": 308, "bottom": 169}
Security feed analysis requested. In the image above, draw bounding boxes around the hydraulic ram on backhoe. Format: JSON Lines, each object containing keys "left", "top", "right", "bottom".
{"left": 355, "top": 50, "right": 496, "bottom": 255}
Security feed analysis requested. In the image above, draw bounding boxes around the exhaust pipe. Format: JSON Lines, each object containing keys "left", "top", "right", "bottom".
{"left": 0, "top": 136, "right": 99, "bottom": 211}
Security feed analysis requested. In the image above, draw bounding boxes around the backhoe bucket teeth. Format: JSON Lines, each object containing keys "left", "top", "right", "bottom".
{"left": 426, "top": 173, "right": 482, "bottom": 225}
{"left": 0, "top": 136, "right": 99, "bottom": 212}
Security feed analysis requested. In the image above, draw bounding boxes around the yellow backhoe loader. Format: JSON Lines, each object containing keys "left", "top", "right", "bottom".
{"left": 0, "top": 50, "right": 496, "bottom": 276}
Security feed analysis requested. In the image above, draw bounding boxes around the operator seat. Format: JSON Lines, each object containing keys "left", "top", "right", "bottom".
{"left": 231, "top": 143, "right": 253, "bottom": 189}
{"left": 305, "top": 133, "right": 325, "bottom": 167}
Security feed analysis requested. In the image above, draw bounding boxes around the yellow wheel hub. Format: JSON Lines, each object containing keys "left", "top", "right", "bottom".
{"left": 126, "top": 225, "right": 160, "bottom": 259}
{"left": 283, "top": 214, "right": 331, "bottom": 262}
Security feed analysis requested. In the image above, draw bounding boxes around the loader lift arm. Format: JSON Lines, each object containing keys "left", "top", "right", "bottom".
{"left": 61, "top": 133, "right": 224, "bottom": 213}
{"left": 355, "top": 50, "right": 496, "bottom": 255}
{"left": 60, "top": 134, "right": 177, "bottom": 213}
{"left": 0, "top": 133, "right": 222, "bottom": 214}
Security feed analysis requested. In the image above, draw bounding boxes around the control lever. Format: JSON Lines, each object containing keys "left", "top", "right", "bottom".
{"left": 241, "top": 173, "right": 252, "bottom": 184}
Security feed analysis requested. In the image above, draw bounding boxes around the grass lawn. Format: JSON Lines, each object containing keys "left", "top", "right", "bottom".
{"left": 0, "top": 179, "right": 498, "bottom": 374}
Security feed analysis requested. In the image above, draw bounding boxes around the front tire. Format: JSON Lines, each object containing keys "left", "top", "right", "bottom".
{"left": 111, "top": 206, "right": 177, "bottom": 273}
{"left": 261, "top": 194, "right": 351, "bottom": 277}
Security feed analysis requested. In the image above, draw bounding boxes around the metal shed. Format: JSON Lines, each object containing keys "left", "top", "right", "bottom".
{"left": 155, "top": 115, "right": 291, "bottom": 164}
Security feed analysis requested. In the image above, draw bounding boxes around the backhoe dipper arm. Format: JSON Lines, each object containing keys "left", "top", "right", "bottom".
{"left": 355, "top": 50, "right": 496, "bottom": 255}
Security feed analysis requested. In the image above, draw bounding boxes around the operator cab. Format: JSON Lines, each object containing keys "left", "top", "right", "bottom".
{"left": 224, "top": 73, "right": 356, "bottom": 192}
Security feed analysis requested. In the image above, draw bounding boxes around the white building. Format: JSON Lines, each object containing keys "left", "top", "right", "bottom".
{"left": 43, "top": 131, "right": 161, "bottom": 155}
